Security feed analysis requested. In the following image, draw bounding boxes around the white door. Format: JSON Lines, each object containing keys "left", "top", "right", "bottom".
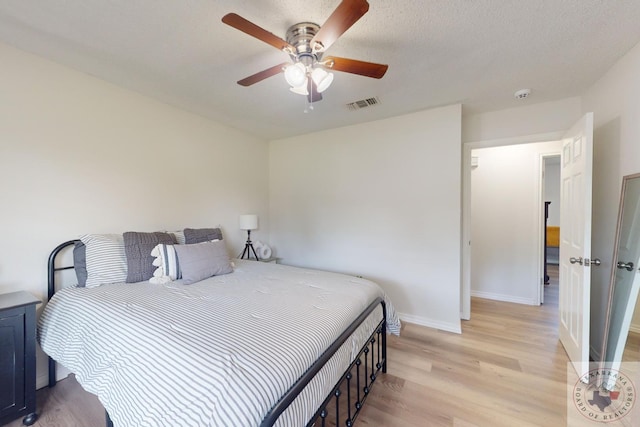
{"left": 559, "top": 112, "right": 594, "bottom": 378}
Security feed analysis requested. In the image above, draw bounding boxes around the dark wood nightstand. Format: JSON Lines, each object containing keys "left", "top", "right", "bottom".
{"left": 0, "top": 291, "right": 40, "bottom": 426}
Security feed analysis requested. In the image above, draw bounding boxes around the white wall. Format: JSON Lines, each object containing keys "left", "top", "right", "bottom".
{"left": 462, "top": 97, "right": 582, "bottom": 143}
{"left": 269, "top": 105, "right": 462, "bottom": 333}
{"left": 0, "top": 42, "right": 269, "bottom": 386}
{"left": 544, "top": 161, "right": 561, "bottom": 227}
{"left": 470, "top": 141, "right": 561, "bottom": 304}
{"left": 582, "top": 40, "right": 640, "bottom": 354}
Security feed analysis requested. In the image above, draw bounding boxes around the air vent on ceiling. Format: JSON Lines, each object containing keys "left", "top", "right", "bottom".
{"left": 346, "top": 97, "right": 381, "bottom": 111}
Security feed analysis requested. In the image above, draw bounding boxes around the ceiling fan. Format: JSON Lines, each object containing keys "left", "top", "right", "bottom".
{"left": 222, "top": 0, "right": 388, "bottom": 104}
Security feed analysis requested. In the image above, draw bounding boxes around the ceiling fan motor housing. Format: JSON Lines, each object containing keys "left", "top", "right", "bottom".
{"left": 286, "top": 22, "right": 323, "bottom": 64}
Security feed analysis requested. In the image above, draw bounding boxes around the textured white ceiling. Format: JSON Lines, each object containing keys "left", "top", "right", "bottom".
{"left": 1, "top": 0, "right": 640, "bottom": 140}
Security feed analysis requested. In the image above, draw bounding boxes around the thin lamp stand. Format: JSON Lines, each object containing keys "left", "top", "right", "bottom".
{"left": 239, "top": 229, "right": 259, "bottom": 260}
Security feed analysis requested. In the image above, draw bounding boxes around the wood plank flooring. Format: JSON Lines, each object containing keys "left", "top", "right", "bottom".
{"left": 9, "top": 266, "right": 624, "bottom": 427}
{"left": 625, "top": 330, "right": 640, "bottom": 362}
{"left": 358, "top": 266, "right": 566, "bottom": 427}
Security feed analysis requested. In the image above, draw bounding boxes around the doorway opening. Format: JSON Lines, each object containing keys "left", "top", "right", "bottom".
{"left": 540, "top": 155, "right": 560, "bottom": 304}
{"left": 542, "top": 155, "right": 561, "bottom": 307}
{"left": 462, "top": 137, "right": 562, "bottom": 320}
{"left": 462, "top": 114, "right": 594, "bottom": 376}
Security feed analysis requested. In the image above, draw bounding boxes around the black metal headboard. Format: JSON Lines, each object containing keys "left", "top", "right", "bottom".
{"left": 47, "top": 240, "right": 79, "bottom": 301}
{"left": 46, "top": 239, "right": 79, "bottom": 387}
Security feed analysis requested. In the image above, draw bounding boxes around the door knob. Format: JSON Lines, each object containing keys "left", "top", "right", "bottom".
{"left": 585, "top": 258, "right": 601, "bottom": 267}
{"left": 570, "top": 257, "right": 584, "bottom": 265}
{"left": 617, "top": 261, "right": 635, "bottom": 271}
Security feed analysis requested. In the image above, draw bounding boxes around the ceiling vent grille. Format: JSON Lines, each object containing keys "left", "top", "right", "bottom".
{"left": 346, "top": 97, "right": 381, "bottom": 111}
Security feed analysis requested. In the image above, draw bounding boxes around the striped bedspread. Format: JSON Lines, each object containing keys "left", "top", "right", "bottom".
{"left": 39, "top": 260, "right": 400, "bottom": 427}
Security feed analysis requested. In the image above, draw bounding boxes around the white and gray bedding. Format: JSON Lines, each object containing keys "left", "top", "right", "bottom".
{"left": 39, "top": 259, "right": 400, "bottom": 427}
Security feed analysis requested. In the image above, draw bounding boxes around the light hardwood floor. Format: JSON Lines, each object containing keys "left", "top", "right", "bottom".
{"left": 625, "top": 330, "right": 640, "bottom": 362}
{"left": 358, "top": 266, "right": 567, "bottom": 427}
{"left": 7, "top": 267, "right": 583, "bottom": 427}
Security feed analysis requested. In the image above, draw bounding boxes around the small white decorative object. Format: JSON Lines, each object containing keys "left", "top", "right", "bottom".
{"left": 259, "top": 245, "right": 272, "bottom": 259}
{"left": 253, "top": 241, "right": 273, "bottom": 260}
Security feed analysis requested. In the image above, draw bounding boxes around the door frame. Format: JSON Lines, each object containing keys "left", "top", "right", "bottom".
{"left": 461, "top": 131, "right": 564, "bottom": 319}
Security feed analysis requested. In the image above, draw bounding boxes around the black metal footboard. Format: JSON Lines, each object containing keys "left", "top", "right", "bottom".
{"left": 261, "top": 298, "right": 387, "bottom": 427}
{"left": 307, "top": 310, "right": 387, "bottom": 427}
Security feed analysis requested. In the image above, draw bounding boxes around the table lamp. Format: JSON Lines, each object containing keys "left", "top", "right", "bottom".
{"left": 239, "top": 214, "right": 259, "bottom": 260}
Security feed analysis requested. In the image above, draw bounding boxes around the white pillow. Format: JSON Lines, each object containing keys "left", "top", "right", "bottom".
{"left": 169, "top": 230, "right": 186, "bottom": 245}
{"left": 150, "top": 243, "right": 182, "bottom": 282}
{"left": 80, "top": 234, "right": 128, "bottom": 288}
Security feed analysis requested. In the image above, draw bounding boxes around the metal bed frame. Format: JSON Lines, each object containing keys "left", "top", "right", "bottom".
{"left": 47, "top": 240, "right": 387, "bottom": 427}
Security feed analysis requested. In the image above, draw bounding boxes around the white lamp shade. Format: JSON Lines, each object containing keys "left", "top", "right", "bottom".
{"left": 311, "top": 68, "right": 334, "bottom": 93}
{"left": 239, "top": 214, "right": 258, "bottom": 230}
{"left": 289, "top": 81, "right": 309, "bottom": 95}
{"left": 284, "top": 62, "right": 307, "bottom": 87}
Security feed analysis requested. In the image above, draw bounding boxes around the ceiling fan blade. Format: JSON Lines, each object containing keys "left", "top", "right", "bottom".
{"left": 323, "top": 56, "right": 388, "bottom": 79}
{"left": 237, "top": 63, "right": 289, "bottom": 86}
{"left": 307, "top": 79, "right": 323, "bottom": 103}
{"left": 311, "top": 0, "right": 369, "bottom": 52}
{"left": 222, "top": 13, "right": 294, "bottom": 52}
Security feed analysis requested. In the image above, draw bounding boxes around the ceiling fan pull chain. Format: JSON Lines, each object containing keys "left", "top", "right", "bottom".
{"left": 304, "top": 80, "right": 314, "bottom": 113}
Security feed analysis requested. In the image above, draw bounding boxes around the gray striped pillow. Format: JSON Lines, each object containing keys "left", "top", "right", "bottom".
{"left": 80, "top": 234, "right": 128, "bottom": 288}
{"left": 73, "top": 241, "right": 88, "bottom": 287}
{"left": 184, "top": 228, "right": 223, "bottom": 244}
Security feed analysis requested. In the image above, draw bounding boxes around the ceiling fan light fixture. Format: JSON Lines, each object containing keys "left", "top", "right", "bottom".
{"left": 284, "top": 62, "right": 307, "bottom": 87}
{"left": 289, "top": 81, "right": 309, "bottom": 95}
{"left": 311, "top": 68, "right": 334, "bottom": 93}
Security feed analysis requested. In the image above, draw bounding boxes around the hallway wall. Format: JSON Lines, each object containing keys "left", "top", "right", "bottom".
{"left": 471, "top": 140, "right": 562, "bottom": 304}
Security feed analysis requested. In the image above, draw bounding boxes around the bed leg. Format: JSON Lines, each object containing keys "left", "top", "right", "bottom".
{"left": 381, "top": 301, "right": 387, "bottom": 374}
{"left": 106, "top": 411, "right": 113, "bottom": 427}
{"left": 48, "top": 357, "right": 56, "bottom": 388}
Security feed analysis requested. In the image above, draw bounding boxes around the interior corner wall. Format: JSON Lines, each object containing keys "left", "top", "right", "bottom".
{"left": 470, "top": 140, "right": 561, "bottom": 304}
{"left": 582, "top": 39, "right": 640, "bottom": 351}
{"left": 268, "top": 104, "right": 462, "bottom": 333}
{"left": 0, "top": 42, "right": 269, "bottom": 386}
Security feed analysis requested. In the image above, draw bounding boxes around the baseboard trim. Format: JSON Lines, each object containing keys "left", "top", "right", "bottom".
{"left": 471, "top": 290, "right": 537, "bottom": 306}
{"left": 36, "top": 365, "right": 70, "bottom": 390}
{"left": 398, "top": 312, "right": 461, "bottom": 334}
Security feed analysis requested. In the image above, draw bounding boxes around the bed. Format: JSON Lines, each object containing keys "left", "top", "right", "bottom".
{"left": 39, "top": 232, "right": 400, "bottom": 427}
